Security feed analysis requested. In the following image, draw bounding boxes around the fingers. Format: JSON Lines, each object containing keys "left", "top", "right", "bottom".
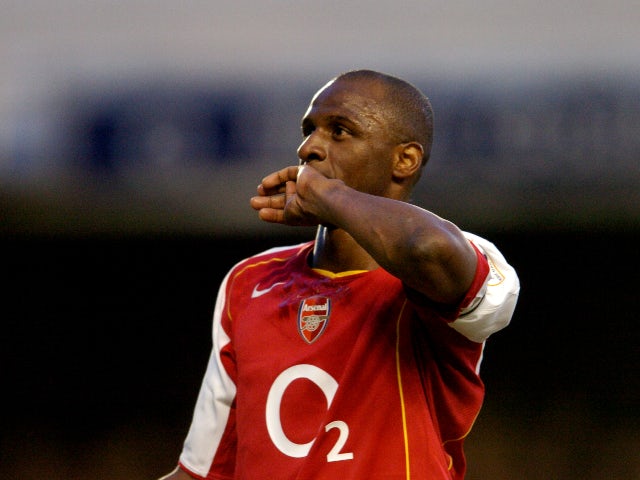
{"left": 249, "top": 192, "right": 286, "bottom": 223}
{"left": 250, "top": 174, "right": 292, "bottom": 224}
{"left": 251, "top": 165, "right": 316, "bottom": 226}
{"left": 258, "top": 207, "right": 285, "bottom": 224}
{"left": 250, "top": 192, "right": 286, "bottom": 211}
{"left": 250, "top": 166, "right": 297, "bottom": 224}
{"left": 258, "top": 166, "right": 299, "bottom": 194}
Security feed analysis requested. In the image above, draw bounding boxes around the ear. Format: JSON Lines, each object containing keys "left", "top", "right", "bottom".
{"left": 392, "top": 142, "right": 424, "bottom": 180}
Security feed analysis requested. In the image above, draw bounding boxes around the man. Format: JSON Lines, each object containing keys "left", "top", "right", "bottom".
{"left": 160, "top": 69, "right": 519, "bottom": 479}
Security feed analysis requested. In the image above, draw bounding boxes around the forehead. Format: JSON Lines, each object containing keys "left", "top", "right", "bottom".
{"left": 303, "top": 78, "right": 389, "bottom": 126}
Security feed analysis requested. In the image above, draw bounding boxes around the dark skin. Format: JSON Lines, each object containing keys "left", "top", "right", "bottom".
{"left": 158, "top": 75, "right": 477, "bottom": 480}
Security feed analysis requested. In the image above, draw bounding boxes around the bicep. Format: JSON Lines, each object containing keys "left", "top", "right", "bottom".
{"left": 404, "top": 224, "right": 478, "bottom": 305}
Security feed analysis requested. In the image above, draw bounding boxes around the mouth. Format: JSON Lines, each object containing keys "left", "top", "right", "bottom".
{"left": 303, "top": 162, "right": 334, "bottom": 180}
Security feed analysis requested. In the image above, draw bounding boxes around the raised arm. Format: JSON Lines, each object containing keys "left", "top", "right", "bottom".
{"left": 250, "top": 165, "right": 478, "bottom": 306}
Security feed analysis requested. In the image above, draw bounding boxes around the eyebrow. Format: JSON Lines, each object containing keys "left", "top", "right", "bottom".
{"left": 325, "top": 114, "right": 355, "bottom": 124}
{"left": 302, "top": 114, "right": 360, "bottom": 129}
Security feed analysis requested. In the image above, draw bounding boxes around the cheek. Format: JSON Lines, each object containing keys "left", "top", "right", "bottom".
{"left": 347, "top": 165, "right": 391, "bottom": 196}
{"left": 332, "top": 145, "right": 394, "bottom": 192}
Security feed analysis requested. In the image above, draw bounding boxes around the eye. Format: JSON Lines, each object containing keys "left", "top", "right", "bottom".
{"left": 331, "top": 124, "right": 350, "bottom": 139}
{"left": 301, "top": 120, "right": 315, "bottom": 137}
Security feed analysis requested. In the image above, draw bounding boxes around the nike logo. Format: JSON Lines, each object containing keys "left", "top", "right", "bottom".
{"left": 251, "top": 281, "right": 286, "bottom": 298}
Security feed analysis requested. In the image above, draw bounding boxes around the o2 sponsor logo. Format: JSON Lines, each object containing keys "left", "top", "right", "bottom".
{"left": 265, "top": 364, "right": 353, "bottom": 462}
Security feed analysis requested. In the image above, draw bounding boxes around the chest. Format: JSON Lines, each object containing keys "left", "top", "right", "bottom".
{"left": 229, "top": 272, "right": 405, "bottom": 376}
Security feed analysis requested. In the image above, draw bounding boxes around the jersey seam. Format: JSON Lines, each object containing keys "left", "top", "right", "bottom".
{"left": 395, "top": 299, "right": 411, "bottom": 480}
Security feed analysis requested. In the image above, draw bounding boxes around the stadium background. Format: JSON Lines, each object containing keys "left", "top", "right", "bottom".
{"left": 1, "top": 2, "right": 638, "bottom": 478}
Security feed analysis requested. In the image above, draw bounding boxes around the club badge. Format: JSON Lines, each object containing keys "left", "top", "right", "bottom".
{"left": 297, "top": 296, "right": 331, "bottom": 344}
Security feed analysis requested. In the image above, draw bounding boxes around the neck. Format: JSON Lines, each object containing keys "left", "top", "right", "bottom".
{"left": 310, "top": 225, "right": 379, "bottom": 273}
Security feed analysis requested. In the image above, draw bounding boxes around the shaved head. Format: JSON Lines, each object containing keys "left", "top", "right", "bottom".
{"left": 334, "top": 70, "right": 434, "bottom": 165}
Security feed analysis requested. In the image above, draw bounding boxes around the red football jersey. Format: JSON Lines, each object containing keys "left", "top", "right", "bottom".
{"left": 178, "top": 233, "right": 519, "bottom": 480}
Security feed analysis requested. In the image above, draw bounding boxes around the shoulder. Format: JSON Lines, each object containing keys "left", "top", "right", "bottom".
{"left": 224, "top": 241, "right": 313, "bottom": 282}
{"left": 461, "top": 232, "right": 519, "bottom": 290}
{"left": 235, "top": 241, "right": 312, "bottom": 268}
{"left": 253, "top": 241, "right": 313, "bottom": 260}
{"left": 449, "top": 231, "right": 520, "bottom": 343}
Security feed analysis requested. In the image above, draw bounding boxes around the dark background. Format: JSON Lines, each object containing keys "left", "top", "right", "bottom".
{"left": 2, "top": 227, "right": 638, "bottom": 479}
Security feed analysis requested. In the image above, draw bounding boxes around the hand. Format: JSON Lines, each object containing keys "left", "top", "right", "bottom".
{"left": 250, "top": 165, "right": 321, "bottom": 226}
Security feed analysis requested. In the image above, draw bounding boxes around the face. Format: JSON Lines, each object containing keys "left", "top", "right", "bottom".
{"left": 297, "top": 78, "right": 400, "bottom": 197}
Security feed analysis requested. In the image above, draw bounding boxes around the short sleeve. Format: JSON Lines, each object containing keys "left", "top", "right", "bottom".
{"left": 449, "top": 232, "right": 520, "bottom": 343}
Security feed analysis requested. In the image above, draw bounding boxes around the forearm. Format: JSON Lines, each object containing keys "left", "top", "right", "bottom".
{"left": 318, "top": 182, "right": 477, "bottom": 304}
{"left": 250, "top": 165, "right": 478, "bottom": 304}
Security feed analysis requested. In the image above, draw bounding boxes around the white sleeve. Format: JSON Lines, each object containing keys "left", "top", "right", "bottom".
{"left": 179, "top": 270, "right": 237, "bottom": 477}
{"left": 449, "top": 232, "right": 520, "bottom": 343}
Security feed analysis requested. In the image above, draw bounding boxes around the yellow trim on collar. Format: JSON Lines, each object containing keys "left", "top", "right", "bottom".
{"left": 311, "top": 268, "right": 368, "bottom": 279}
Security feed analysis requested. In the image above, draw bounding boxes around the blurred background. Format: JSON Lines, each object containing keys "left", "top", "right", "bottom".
{"left": 1, "top": 1, "right": 638, "bottom": 479}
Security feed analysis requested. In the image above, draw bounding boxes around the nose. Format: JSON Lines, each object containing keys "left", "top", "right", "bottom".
{"left": 297, "top": 132, "right": 326, "bottom": 165}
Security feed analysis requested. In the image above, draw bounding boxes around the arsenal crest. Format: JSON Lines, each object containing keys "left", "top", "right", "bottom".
{"left": 297, "top": 296, "right": 331, "bottom": 344}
